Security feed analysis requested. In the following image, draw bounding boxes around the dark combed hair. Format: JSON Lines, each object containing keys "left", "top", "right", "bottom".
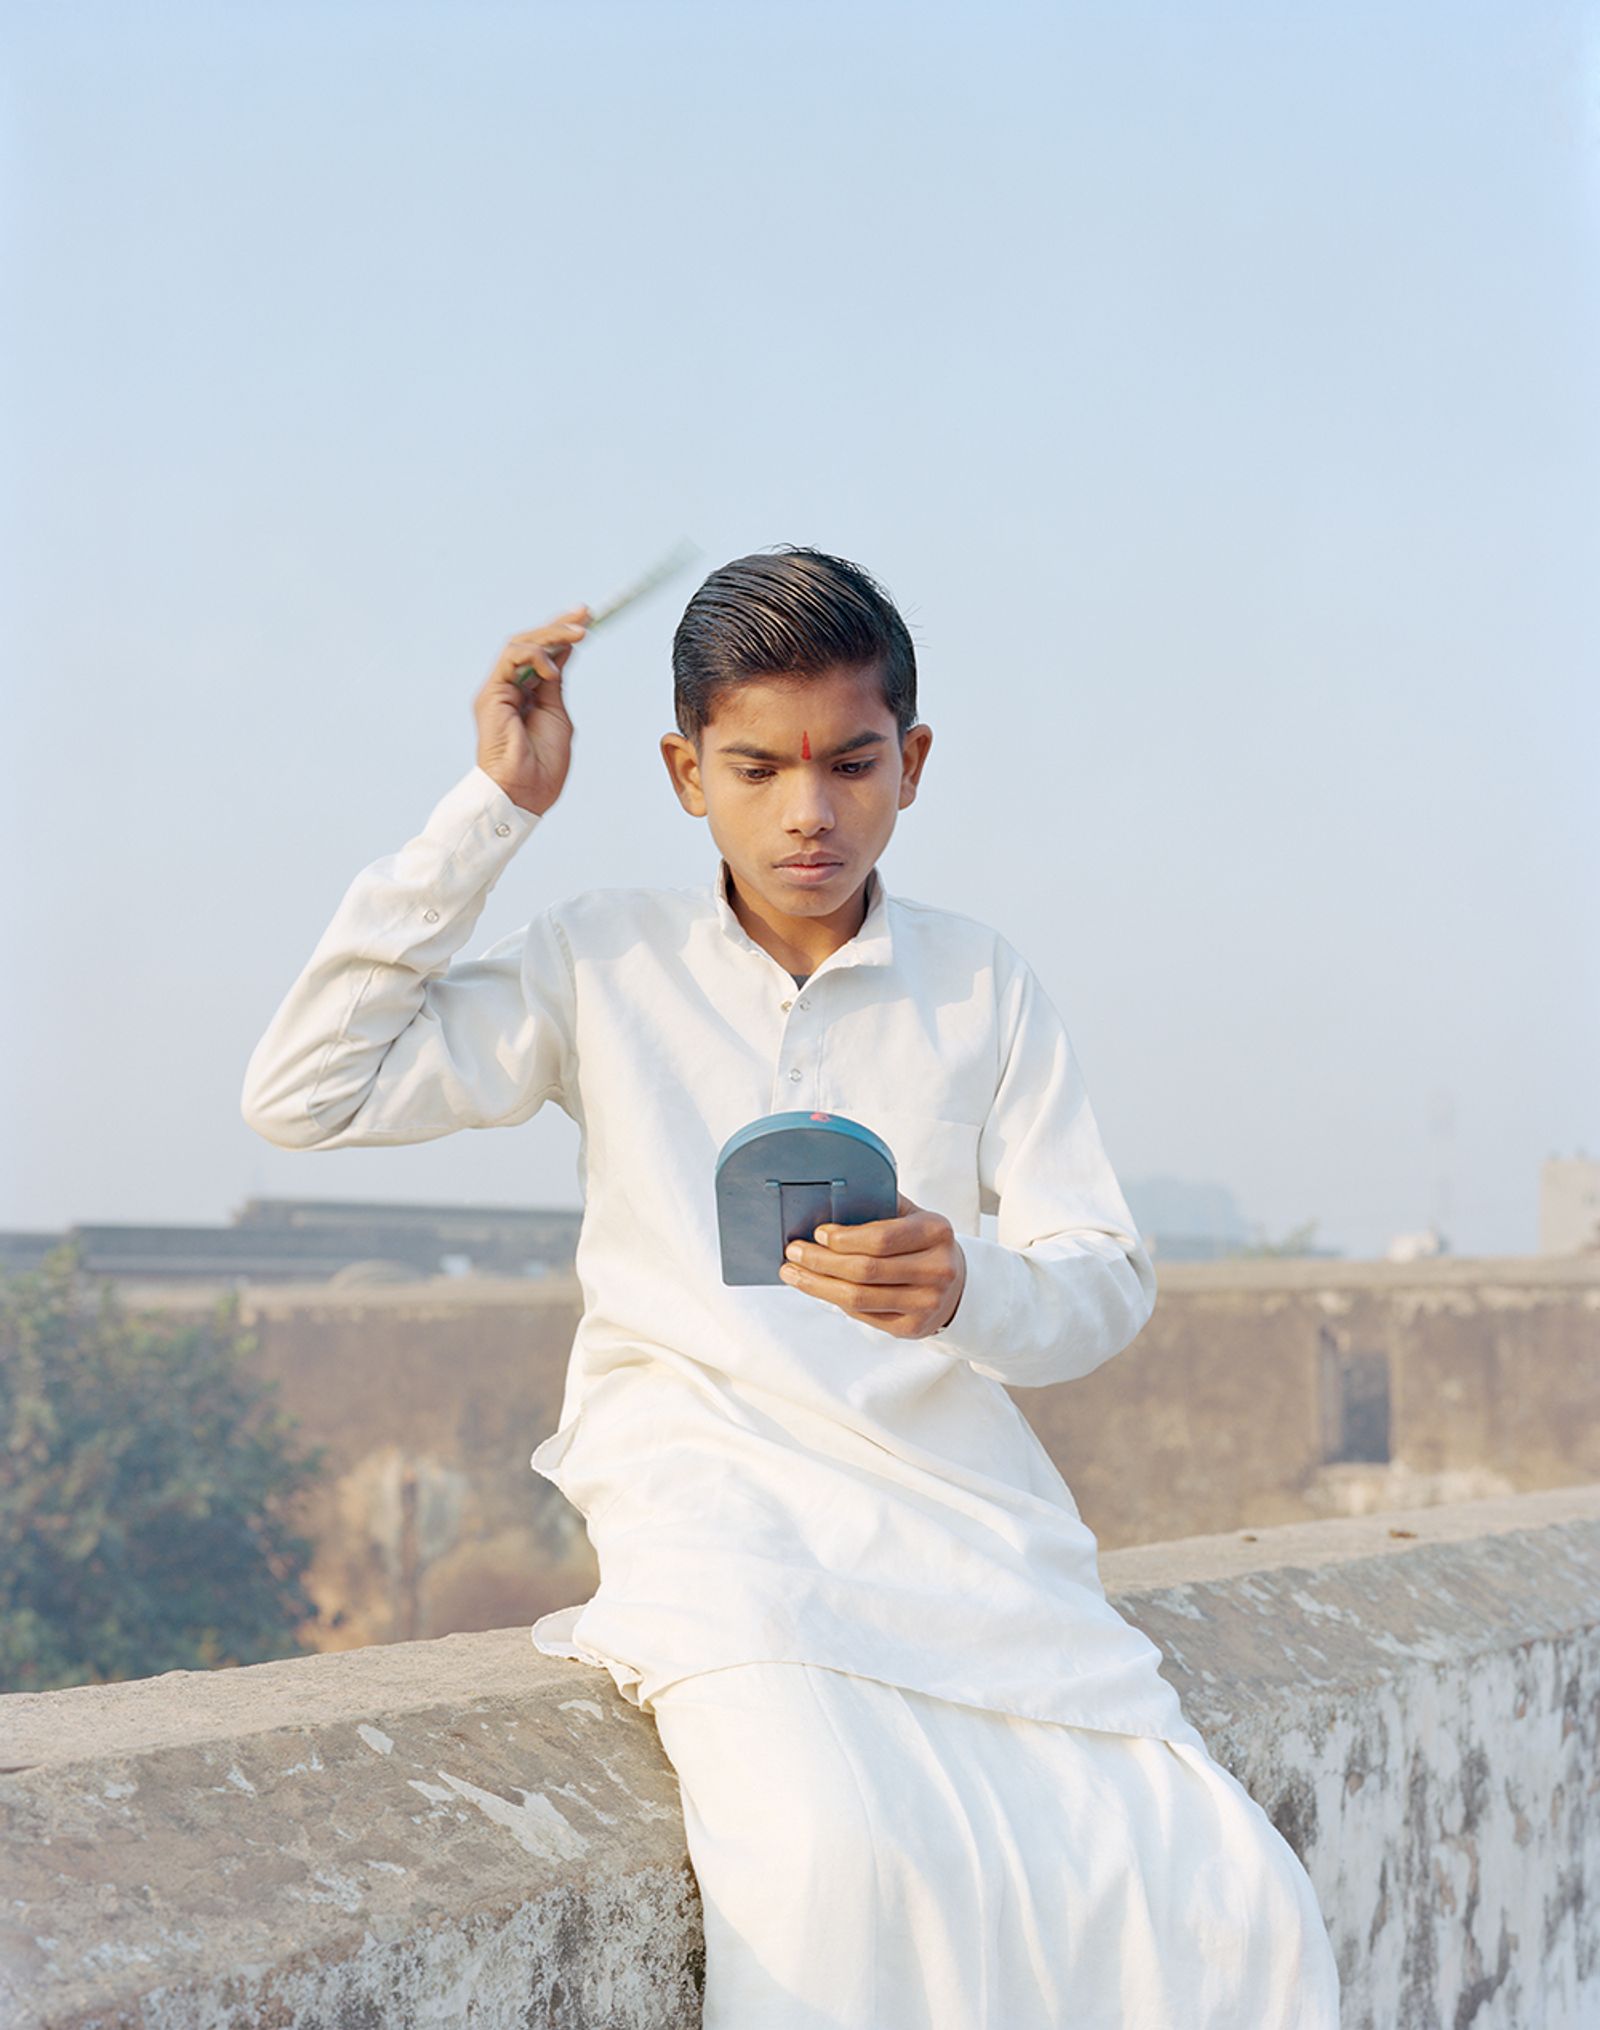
{"left": 671, "top": 545, "right": 918, "bottom": 748}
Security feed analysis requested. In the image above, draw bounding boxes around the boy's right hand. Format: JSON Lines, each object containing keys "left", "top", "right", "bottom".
{"left": 475, "top": 608, "right": 592, "bottom": 816}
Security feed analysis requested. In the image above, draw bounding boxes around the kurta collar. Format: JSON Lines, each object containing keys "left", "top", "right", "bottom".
{"left": 712, "top": 858, "right": 895, "bottom": 972}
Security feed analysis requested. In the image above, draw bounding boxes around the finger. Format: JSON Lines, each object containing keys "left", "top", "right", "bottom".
{"left": 779, "top": 1259, "right": 920, "bottom": 1313}
{"left": 784, "top": 1238, "right": 906, "bottom": 1283}
{"left": 813, "top": 1210, "right": 937, "bottom": 1256}
{"left": 509, "top": 647, "right": 562, "bottom": 686}
{"left": 509, "top": 620, "right": 588, "bottom": 643}
{"left": 506, "top": 636, "right": 581, "bottom": 669}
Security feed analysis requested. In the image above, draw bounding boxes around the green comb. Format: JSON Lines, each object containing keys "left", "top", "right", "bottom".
{"left": 514, "top": 539, "right": 703, "bottom": 687}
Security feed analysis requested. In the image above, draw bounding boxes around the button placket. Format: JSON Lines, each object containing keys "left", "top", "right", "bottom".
{"left": 782, "top": 995, "right": 806, "bottom": 1095}
{"left": 773, "top": 966, "right": 840, "bottom": 1108}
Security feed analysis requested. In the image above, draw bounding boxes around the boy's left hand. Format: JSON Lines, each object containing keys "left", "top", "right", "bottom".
{"left": 778, "top": 1192, "right": 968, "bottom": 1339}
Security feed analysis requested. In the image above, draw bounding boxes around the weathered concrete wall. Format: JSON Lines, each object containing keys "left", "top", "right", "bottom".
{"left": 3, "top": 1483, "right": 1596, "bottom": 2029}
{"left": 1104, "top": 1482, "right": 1600, "bottom": 2029}
{"left": 121, "top": 1254, "right": 1600, "bottom": 1652}
{"left": 0, "top": 1634, "right": 701, "bottom": 2029}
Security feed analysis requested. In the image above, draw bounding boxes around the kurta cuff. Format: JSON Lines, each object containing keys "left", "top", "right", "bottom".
{"left": 933, "top": 1231, "right": 1157, "bottom": 1390}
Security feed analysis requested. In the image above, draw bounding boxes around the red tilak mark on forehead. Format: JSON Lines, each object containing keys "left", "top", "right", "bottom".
{"left": 800, "top": 730, "right": 811, "bottom": 760}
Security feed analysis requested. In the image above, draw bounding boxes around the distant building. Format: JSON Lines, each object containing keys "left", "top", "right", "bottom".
{"left": 1540, "top": 1155, "right": 1600, "bottom": 1255}
{"left": 1122, "top": 1175, "right": 1343, "bottom": 1262}
{"left": 0, "top": 1197, "right": 583, "bottom": 1288}
{"left": 1386, "top": 1226, "right": 1450, "bottom": 1263}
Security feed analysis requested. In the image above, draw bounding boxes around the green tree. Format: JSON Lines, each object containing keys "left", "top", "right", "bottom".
{"left": 1235, "top": 1218, "right": 1323, "bottom": 1259}
{"left": 0, "top": 1239, "right": 327, "bottom": 1692}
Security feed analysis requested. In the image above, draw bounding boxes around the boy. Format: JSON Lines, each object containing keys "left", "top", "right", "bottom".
{"left": 242, "top": 547, "right": 1341, "bottom": 2026}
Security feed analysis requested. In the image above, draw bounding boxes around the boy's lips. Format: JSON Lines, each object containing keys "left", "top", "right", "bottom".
{"left": 775, "top": 856, "right": 844, "bottom": 884}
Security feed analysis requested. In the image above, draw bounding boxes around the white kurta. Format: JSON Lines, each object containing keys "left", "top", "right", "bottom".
{"left": 241, "top": 763, "right": 1342, "bottom": 2024}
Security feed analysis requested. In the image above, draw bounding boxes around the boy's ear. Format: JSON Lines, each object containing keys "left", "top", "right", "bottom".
{"left": 660, "top": 732, "right": 708, "bottom": 815}
{"left": 898, "top": 723, "right": 933, "bottom": 804}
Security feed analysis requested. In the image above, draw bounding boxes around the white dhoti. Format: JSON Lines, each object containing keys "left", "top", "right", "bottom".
{"left": 648, "top": 1661, "right": 1342, "bottom": 2030}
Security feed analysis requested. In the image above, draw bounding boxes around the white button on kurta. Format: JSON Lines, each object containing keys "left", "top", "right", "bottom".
{"left": 241, "top": 763, "right": 1342, "bottom": 2026}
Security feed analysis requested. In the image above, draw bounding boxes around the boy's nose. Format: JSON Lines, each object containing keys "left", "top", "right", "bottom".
{"left": 782, "top": 778, "right": 836, "bottom": 827}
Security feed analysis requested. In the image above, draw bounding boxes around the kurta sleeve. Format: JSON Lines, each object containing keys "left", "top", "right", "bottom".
{"left": 239, "top": 765, "right": 577, "bottom": 1151}
{"left": 931, "top": 941, "right": 1156, "bottom": 1387}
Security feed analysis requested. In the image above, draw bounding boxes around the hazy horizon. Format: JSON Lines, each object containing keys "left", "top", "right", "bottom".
{"left": 5, "top": 1, "right": 1597, "bottom": 1261}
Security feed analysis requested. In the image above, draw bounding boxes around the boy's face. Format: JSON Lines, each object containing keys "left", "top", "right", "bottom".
{"left": 659, "top": 664, "right": 932, "bottom": 939}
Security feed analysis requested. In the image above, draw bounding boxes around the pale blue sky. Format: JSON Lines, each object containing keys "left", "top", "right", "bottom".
{"left": 4, "top": 0, "right": 1596, "bottom": 1259}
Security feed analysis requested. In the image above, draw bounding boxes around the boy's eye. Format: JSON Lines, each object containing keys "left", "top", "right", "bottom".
{"left": 734, "top": 761, "right": 877, "bottom": 782}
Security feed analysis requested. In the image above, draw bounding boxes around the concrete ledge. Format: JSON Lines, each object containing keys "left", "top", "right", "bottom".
{"left": 4, "top": 1484, "right": 1598, "bottom": 2029}
{"left": 0, "top": 1638, "right": 702, "bottom": 2029}
{"left": 1147, "top": 1252, "right": 1600, "bottom": 1292}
